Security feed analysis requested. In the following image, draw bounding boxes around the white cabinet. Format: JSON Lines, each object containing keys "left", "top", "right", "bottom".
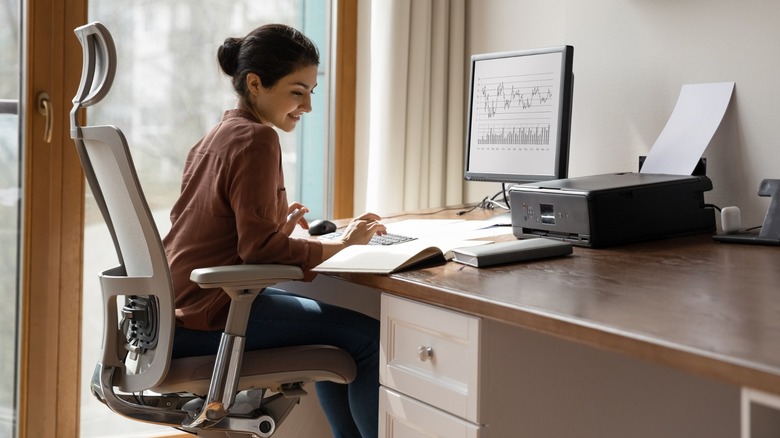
{"left": 378, "top": 293, "right": 740, "bottom": 438}
{"left": 380, "top": 294, "right": 484, "bottom": 437}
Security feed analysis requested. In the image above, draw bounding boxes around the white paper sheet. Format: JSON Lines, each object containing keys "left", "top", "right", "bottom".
{"left": 640, "top": 82, "right": 734, "bottom": 175}
{"left": 384, "top": 219, "right": 465, "bottom": 237}
{"left": 385, "top": 219, "right": 513, "bottom": 241}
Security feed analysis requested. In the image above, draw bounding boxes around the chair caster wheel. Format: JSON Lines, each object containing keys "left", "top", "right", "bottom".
{"left": 256, "top": 414, "right": 275, "bottom": 437}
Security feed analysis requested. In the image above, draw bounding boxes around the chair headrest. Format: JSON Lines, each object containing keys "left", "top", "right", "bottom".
{"left": 71, "top": 22, "right": 116, "bottom": 134}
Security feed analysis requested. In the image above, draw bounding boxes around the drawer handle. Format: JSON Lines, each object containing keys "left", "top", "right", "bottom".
{"left": 417, "top": 346, "right": 433, "bottom": 362}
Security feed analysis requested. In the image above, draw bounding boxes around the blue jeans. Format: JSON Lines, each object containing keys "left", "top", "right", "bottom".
{"left": 173, "top": 288, "right": 379, "bottom": 438}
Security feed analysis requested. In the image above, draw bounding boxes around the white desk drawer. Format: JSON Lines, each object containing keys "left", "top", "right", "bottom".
{"left": 380, "top": 387, "right": 481, "bottom": 438}
{"left": 380, "top": 294, "right": 482, "bottom": 422}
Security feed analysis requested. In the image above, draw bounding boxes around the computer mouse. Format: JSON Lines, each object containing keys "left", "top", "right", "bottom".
{"left": 308, "top": 219, "right": 337, "bottom": 236}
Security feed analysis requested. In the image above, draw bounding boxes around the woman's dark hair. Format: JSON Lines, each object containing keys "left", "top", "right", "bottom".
{"left": 217, "top": 24, "right": 320, "bottom": 97}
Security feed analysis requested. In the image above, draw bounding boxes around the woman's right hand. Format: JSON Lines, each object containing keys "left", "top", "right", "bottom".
{"left": 318, "top": 212, "right": 387, "bottom": 262}
{"left": 338, "top": 212, "right": 387, "bottom": 245}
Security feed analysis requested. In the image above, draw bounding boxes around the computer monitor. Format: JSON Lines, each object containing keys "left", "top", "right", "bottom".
{"left": 464, "top": 45, "right": 574, "bottom": 185}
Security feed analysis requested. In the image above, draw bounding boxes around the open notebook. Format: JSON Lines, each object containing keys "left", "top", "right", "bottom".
{"left": 311, "top": 219, "right": 510, "bottom": 274}
{"left": 312, "top": 238, "right": 488, "bottom": 274}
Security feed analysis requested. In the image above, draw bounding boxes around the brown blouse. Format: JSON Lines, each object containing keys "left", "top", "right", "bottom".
{"left": 163, "top": 109, "right": 323, "bottom": 331}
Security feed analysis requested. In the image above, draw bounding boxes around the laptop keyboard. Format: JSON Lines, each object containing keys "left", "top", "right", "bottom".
{"left": 320, "top": 231, "right": 417, "bottom": 246}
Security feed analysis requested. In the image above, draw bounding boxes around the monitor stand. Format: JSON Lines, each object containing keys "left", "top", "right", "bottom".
{"left": 714, "top": 179, "right": 780, "bottom": 246}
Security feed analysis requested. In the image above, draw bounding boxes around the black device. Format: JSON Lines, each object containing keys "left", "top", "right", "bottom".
{"left": 464, "top": 45, "right": 574, "bottom": 185}
{"left": 509, "top": 173, "right": 716, "bottom": 248}
{"left": 452, "top": 238, "right": 572, "bottom": 267}
{"left": 308, "top": 219, "right": 337, "bottom": 236}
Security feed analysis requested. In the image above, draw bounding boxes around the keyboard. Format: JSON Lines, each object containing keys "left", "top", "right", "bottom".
{"left": 320, "top": 231, "right": 417, "bottom": 246}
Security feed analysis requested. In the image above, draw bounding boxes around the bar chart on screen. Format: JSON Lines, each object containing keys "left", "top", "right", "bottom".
{"left": 477, "top": 123, "right": 551, "bottom": 146}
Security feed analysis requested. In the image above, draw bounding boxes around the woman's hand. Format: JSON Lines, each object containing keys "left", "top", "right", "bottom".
{"left": 338, "top": 212, "right": 387, "bottom": 245}
{"left": 319, "top": 212, "right": 387, "bottom": 262}
{"left": 282, "top": 202, "right": 309, "bottom": 236}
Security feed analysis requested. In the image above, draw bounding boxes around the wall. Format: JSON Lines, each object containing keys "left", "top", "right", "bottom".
{"left": 466, "top": 0, "right": 780, "bottom": 228}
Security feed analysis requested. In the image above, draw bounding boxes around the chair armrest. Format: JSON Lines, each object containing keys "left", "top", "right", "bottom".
{"left": 189, "top": 264, "right": 304, "bottom": 336}
{"left": 183, "top": 264, "right": 306, "bottom": 427}
{"left": 190, "top": 264, "right": 303, "bottom": 291}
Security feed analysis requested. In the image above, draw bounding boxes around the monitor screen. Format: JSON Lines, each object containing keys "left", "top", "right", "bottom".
{"left": 464, "top": 46, "right": 574, "bottom": 185}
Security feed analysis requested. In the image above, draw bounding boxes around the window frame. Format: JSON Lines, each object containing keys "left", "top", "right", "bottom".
{"left": 333, "top": 0, "right": 357, "bottom": 218}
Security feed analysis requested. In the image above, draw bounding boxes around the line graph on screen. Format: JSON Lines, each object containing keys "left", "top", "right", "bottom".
{"left": 475, "top": 72, "right": 556, "bottom": 147}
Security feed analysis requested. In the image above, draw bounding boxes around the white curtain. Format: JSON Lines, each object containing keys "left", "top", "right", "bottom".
{"left": 355, "top": 0, "right": 466, "bottom": 215}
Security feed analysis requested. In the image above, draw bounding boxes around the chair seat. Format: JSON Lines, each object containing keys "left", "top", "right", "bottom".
{"left": 154, "top": 345, "right": 357, "bottom": 395}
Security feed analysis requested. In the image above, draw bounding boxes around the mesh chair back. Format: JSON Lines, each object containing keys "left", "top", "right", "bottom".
{"left": 71, "top": 22, "right": 174, "bottom": 392}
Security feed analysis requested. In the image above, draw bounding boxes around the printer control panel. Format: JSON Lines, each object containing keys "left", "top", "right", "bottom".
{"left": 510, "top": 191, "right": 592, "bottom": 245}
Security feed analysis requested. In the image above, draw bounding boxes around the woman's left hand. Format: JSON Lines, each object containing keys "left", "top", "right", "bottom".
{"left": 283, "top": 202, "right": 309, "bottom": 235}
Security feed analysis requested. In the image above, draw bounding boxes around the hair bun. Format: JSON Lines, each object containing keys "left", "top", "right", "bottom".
{"left": 217, "top": 37, "right": 243, "bottom": 77}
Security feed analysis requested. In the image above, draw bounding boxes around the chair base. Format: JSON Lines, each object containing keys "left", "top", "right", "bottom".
{"left": 92, "top": 363, "right": 302, "bottom": 437}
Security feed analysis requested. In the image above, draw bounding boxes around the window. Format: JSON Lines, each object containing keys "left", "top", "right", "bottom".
{"left": 81, "top": 1, "right": 331, "bottom": 435}
{"left": 0, "top": 0, "right": 20, "bottom": 435}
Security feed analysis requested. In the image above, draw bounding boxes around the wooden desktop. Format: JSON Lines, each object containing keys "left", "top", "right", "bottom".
{"left": 320, "top": 207, "right": 780, "bottom": 437}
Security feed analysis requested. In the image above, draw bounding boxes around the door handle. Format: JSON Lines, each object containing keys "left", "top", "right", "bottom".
{"left": 37, "top": 92, "right": 52, "bottom": 143}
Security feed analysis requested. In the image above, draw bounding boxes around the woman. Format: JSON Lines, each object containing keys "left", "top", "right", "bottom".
{"left": 163, "top": 23, "right": 385, "bottom": 438}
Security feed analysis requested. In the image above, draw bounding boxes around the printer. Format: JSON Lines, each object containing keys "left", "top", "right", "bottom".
{"left": 509, "top": 172, "right": 715, "bottom": 247}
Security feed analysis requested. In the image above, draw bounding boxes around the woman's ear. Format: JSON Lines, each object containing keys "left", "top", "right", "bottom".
{"left": 246, "top": 72, "right": 263, "bottom": 96}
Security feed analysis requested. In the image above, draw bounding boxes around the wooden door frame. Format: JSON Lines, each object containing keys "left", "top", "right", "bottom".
{"left": 18, "top": 0, "right": 86, "bottom": 436}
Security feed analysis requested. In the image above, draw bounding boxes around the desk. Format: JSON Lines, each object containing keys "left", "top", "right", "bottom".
{"left": 320, "top": 208, "right": 780, "bottom": 437}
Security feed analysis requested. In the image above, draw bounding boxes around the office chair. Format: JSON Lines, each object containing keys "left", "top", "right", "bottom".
{"left": 70, "top": 22, "right": 356, "bottom": 437}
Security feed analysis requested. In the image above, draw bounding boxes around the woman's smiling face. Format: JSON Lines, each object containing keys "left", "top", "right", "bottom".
{"left": 249, "top": 65, "right": 318, "bottom": 132}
